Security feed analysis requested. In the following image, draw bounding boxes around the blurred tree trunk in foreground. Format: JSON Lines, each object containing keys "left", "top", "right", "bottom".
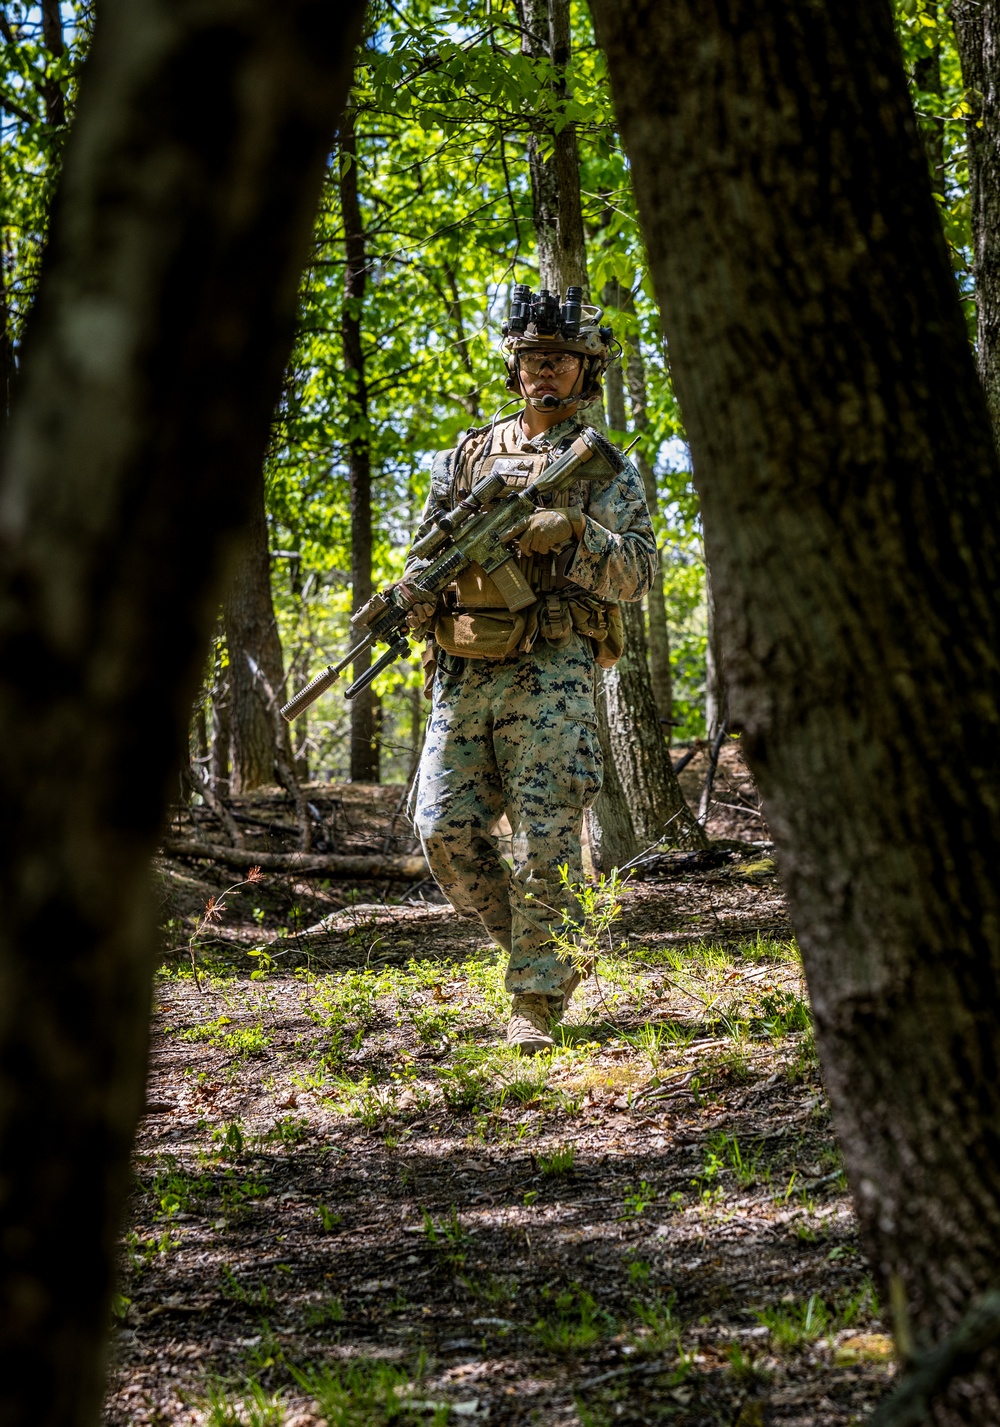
{"left": 0, "top": 1, "right": 363, "bottom": 1422}
{"left": 953, "top": 0, "right": 1000, "bottom": 436}
{"left": 223, "top": 470, "right": 292, "bottom": 790}
{"left": 591, "top": 0, "right": 1000, "bottom": 1416}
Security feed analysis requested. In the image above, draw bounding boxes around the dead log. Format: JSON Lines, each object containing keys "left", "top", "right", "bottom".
{"left": 160, "top": 838, "right": 427, "bottom": 880}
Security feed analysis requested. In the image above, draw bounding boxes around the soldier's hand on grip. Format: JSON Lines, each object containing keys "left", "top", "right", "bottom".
{"left": 516, "top": 509, "right": 577, "bottom": 555}
{"left": 398, "top": 582, "right": 437, "bottom": 634}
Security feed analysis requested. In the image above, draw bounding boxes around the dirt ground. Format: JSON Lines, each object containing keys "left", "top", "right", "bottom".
{"left": 105, "top": 745, "right": 897, "bottom": 1426}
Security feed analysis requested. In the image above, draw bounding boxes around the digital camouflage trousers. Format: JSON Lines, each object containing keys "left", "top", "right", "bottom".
{"left": 412, "top": 634, "right": 603, "bottom": 999}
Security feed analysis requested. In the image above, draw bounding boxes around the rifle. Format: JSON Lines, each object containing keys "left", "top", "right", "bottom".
{"left": 280, "top": 426, "right": 617, "bottom": 721}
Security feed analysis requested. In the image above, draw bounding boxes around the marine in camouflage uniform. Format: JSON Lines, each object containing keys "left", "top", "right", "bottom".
{"left": 405, "top": 286, "right": 656, "bottom": 1052}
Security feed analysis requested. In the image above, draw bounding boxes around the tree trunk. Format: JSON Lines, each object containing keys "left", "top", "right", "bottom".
{"left": 605, "top": 276, "right": 675, "bottom": 734}
{"left": 586, "top": 686, "right": 638, "bottom": 875}
{"left": 39, "top": 0, "right": 66, "bottom": 130}
{"left": 520, "top": 0, "right": 588, "bottom": 292}
{"left": 443, "top": 261, "right": 481, "bottom": 418}
{"left": 623, "top": 347, "right": 674, "bottom": 736}
{"left": 222, "top": 472, "right": 290, "bottom": 791}
{"left": 339, "top": 106, "right": 378, "bottom": 783}
{"left": 591, "top": 0, "right": 1000, "bottom": 1414}
{"left": 0, "top": 2, "right": 363, "bottom": 1421}
{"left": 952, "top": 1, "right": 1000, "bottom": 434}
{"left": 604, "top": 294, "right": 705, "bottom": 849}
{"left": 210, "top": 673, "right": 231, "bottom": 798}
{"left": 0, "top": 248, "right": 13, "bottom": 429}
{"left": 604, "top": 601, "right": 707, "bottom": 850}
{"left": 704, "top": 559, "right": 727, "bottom": 742}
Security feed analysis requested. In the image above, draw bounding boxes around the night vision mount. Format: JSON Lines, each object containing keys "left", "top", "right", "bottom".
{"left": 501, "top": 283, "right": 613, "bottom": 348}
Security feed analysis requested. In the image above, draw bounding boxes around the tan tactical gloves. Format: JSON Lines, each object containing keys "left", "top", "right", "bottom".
{"left": 398, "top": 582, "right": 438, "bottom": 635}
{"left": 515, "top": 506, "right": 585, "bottom": 555}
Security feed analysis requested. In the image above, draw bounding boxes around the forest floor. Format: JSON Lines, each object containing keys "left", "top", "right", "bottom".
{"left": 104, "top": 745, "right": 897, "bottom": 1427}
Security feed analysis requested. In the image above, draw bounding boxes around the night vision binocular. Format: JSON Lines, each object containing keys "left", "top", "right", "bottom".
{"left": 503, "top": 283, "right": 585, "bottom": 340}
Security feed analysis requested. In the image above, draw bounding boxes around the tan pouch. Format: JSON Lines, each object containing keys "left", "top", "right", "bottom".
{"left": 434, "top": 609, "right": 526, "bottom": 659}
{"left": 568, "top": 596, "right": 625, "bottom": 669}
{"left": 420, "top": 641, "right": 438, "bottom": 699}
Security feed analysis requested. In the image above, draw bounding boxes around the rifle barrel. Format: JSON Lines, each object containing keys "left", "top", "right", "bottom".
{"left": 280, "top": 635, "right": 372, "bottom": 721}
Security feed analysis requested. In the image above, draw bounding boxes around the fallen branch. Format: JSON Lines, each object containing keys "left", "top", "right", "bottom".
{"left": 671, "top": 742, "right": 702, "bottom": 776}
{"left": 870, "top": 1290, "right": 1000, "bottom": 1427}
{"left": 189, "top": 761, "right": 244, "bottom": 848}
{"left": 577, "top": 1356, "right": 672, "bottom": 1390}
{"left": 712, "top": 799, "right": 765, "bottom": 821}
{"left": 161, "top": 838, "right": 428, "bottom": 880}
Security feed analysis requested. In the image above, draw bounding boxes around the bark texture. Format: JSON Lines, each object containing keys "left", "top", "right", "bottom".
{"left": 623, "top": 348, "right": 674, "bottom": 735}
{"left": 603, "top": 278, "right": 675, "bottom": 734}
{"left": 222, "top": 471, "right": 290, "bottom": 791}
{"left": 603, "top": 602, "right": 706, "bottom": 851}
{"left": 210, "top": 664, "right": 231, "bottom": 798}
{"left": 591, "top": 0, "right": 1000, "bottom": 1417}
{"left": 704, "top": 561, "right": 727, "bottom": 742}
{"left": 604, "top": 349, "right": 704, "bottom": 849}
{"left": 952, "top": 0, "right": 1000, "bottom": 434}
{"left": 339, "top": 106, "right": 378, "bottom": 783}
{"left": 39, "top": 0, "right": 66, "bottom": 129}
{"left": 520, "top": 0, "right": 587, "bottom": 293}
{"left": 0, "top": 1, "right": 363, "bottom": 1421}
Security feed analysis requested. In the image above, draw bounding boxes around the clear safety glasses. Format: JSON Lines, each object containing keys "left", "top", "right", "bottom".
{"left": 517, "top": 351, "right": 583, "bottom": 376}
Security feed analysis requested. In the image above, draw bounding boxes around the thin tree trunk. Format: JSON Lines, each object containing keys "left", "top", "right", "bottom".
{"left": 704, "top": 560, "right": 727, "bottom": 742}
{"left": 0, "top": 235, "right": 14, "bottom": 429}
{"left": 210, "top": 670, "right": 231, "bottom": 799}
{"left": 914, "top": 2, "right": 945, "bottom": 199}
{"left": 520, "top": 0, "right": 587, "bottom": 292}
{"left": 604, "top": 293, "right": 704, "bottom": 849}
{"left": 0, "top": 3, "right": 363, "bottom": 1421}
{"left": 444, "top": 261, "right": 481, "bottom": 418}
{"left": 39, "top": 0, "right": 66, "bottom": 129}
{"left": 952, "top": 1, "right": 1000, "bottom": 434}
{"left": 605, "top": 601, "right": 707, "bottom": 850}
{"left": 592, "top": 0, "right": 1000, "bottom": 1415}
{"left": 339, "top": 106, "right": 378, "bottom": 783}
{"left": 223, "top": 472, "right": 290, "bottom": 791}
{"left": 623, "top": 347, "right": 674, "bottom": 736}
{"left": 605, "top": 276, "right": 675, "bottom": 735}
{"left": 194, "top": 704, "right": 208, "bottom": 764}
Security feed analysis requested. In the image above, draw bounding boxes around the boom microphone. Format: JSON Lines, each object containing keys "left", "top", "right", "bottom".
{"left": 540, "top": 394, "right": 560, "bottom": 409}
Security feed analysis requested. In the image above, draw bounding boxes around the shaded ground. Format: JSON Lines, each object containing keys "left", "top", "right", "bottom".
{"left": 106, "top": 756, "right": 897, "bottom": 1427}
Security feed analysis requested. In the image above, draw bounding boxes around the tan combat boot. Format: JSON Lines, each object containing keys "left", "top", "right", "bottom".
{"left": 507, "top": 993, "right": 555, "bottom": 1055}
{"left": 549, "top": 970, "right": 582, "bottom": 1025}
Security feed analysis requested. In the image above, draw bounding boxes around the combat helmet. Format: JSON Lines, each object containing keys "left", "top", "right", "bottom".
{"left": 500, "top": 283, "right": 618, "bottom": 411}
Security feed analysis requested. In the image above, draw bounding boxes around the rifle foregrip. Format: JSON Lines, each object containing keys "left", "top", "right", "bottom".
{"left": 281, "top": 666, "right": 340, "bottom": 721}
{"left": 345, "top": 634, "right": 410, "bottom": 700}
